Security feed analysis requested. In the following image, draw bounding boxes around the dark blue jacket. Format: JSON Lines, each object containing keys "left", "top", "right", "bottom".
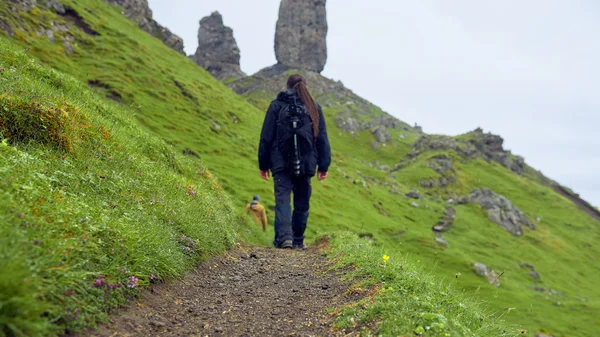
{"left": 258, "top": 92, "right": 331, "bottom": 176}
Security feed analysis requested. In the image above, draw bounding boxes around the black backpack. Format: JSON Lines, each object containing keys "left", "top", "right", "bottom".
{"left": 276, "top": 98, "right": 316, "bottom": 176}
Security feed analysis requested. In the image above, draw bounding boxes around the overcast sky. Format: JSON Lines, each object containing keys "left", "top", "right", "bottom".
{"left": 148, "top": 0, "right": 599, "bottom": 208}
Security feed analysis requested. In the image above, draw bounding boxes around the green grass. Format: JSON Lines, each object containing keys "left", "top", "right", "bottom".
{"left": 1, "top": 0, "right": 599, "bottom": 336}
{"left": 0, "top": 37, "right": 266, "bottom": 336}
{"left": 327, "top": 233, "right": 520, "bottom": 337}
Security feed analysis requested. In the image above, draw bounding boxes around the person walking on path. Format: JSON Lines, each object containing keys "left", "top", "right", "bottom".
{"left": 258, "top": 74, "right": 331, "bottom": 249}
{"left": 245, "top": 195, "right": 268, "bottom": 232}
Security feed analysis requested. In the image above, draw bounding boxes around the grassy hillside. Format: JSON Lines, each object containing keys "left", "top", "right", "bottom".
{"left": 327, "top": 233, "right": 520, "bottom": 337}
{"left": 0, "top": 36, "right": 253, "bottom": 335}
{"left": 0, "top": 31, "right": 516, "bottom": 337}
{"left": 0, "top": 0, "right": 598, "bottom": 336}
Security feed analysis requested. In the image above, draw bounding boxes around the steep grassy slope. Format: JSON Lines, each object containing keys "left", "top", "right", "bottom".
{"left": 0, "top": 36, "right": 253, "bottom": 336}
{"left": 1, "top": 0, "right": 598, "bottom": 336}
{"left": 328, "top": 233, "right": 520, "bottom": 336}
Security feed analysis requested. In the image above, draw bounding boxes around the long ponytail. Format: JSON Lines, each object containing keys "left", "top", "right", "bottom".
{"left": 287, "top": 74, "right": 319, "bottom": 137}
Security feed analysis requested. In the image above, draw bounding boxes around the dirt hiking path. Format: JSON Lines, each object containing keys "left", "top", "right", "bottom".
{"left": 79, "top": 245, "right": 361, "bottom": 337}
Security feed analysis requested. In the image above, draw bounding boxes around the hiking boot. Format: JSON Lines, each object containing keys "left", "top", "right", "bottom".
{"left": 293, "top": 242, "right": 307, "bottom": 250}
{"left": 277, "top": 240, "right": 293, "bottom": 249}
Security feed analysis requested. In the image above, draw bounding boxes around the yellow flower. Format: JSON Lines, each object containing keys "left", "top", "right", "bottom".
{"left": 382, "top": 254, "right": 390, "bottom": 263}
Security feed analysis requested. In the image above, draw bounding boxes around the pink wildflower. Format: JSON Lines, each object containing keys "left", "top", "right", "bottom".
{"left": 127, "top": 276, "right": 139, "bottom": 289}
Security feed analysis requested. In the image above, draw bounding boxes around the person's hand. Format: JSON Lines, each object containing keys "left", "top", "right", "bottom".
{"left": 260, "top": 170, "right": 270, "bottom": 181}
{"left": 317, "top": 171, "right": 328, "bottom": 181}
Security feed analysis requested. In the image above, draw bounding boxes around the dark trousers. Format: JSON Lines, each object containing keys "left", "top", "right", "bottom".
{"left": 273, "top": 173, "right": 311, "bottom": 246}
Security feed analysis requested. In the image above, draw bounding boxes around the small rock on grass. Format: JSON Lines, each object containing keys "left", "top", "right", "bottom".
{"left": 405, "top": 190, "right": 421, "bottom": 199}
{"left": 435, "top": 236, "right": 448, "bottom": 247}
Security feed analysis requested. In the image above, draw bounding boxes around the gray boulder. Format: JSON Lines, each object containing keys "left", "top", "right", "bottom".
{"left": 473, "top": 262, "right": 500, "bottom": 287}
{"left": 474, "top": 263, "right": 488, "bottom": 277}
{"left": 470, "top": 188, "right": 535, "bottom": 236}
{"left": 191, "top": 12, "right": 245, "bottom": 80}
{"left": 434, "top": 233, "right": 448, "bottom": 247}
{"left": 103, "top": 0, "right": 185, "bottom": 54}
{"left": 357, "top": 115, "right": 402, "bottom": 143}
{"left": 363, "top": 116, "right": 399, "bottom": 130}
{"left": 334, "top": 110, "right": 359, "bottom": 133}
{"left": 380, "top": 116, "right": 400, "bottom": 129}
{"left": 371, "top": 125, "right": 389, "bottom": 143}
{"left": 405, "top": 190, "right": 421, "bottom": 200}
{"left": 275, "top": 0, "right": 327, "bottom": 73}
{"left": 45, "top": 0, "right": 65, "bottom": 14}
{"left": 6, "top": 0, "right": 37, "bottom": 11}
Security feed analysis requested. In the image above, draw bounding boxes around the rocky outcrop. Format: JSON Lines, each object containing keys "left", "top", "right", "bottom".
{"left": 45, "top": 0, "right": 65, "bottom": 14}
{"left": 2, "top": 1, "right": 87, "bottom": 50}
{"left": 470, "top": 128, "right": 525, "bottom": 174}
{"left": 473, "top": 263, "right": 501, "bottom": 287}
{"left": 363, "top": 116, "right": 400, "bottom": 130}
{"left": 334, "top": 110, "right": 359, "bottom": 134}
{"left": 413, "top": 128, "right": 525, "bottom": 174}
{"left": 275, "top": 0, "right": 327, "bottom": 73}
{"left": 470, "top": 188, "right": 535, "bottom": 236}
{"left": 365, "top": 116, "right": 401, "bottom": 143}
{"left": 334, "top": 113, "right": 402, "bottom": 143}
{"left": 190, "top": 12, "right": 245, "bottom": 80}
{"left": 6, "top": 0, "right": 37, "bottom": 12}
{"left": 371, "top": 125, "right": 390, "bottom": 143}
{"left": 425, "top": 155, "right": 454, "bottom": 175}
{"left": 411, "top": 130, "right": 598, "bottom": 223}
{"left": 419, "top": 155, "right": 456, "bottom": 188}
{"left": 103, "top": 0, "right": 184, "bottom": 54}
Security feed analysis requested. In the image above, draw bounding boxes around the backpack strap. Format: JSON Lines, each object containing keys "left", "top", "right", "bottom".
{"left": 277, "top": 103, "right": 291, "bottom": 123}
